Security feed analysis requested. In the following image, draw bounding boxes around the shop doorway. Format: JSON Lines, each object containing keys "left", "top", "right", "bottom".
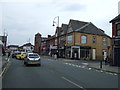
{"left": 92, "top": 49, "right": 96, "bottom": 60}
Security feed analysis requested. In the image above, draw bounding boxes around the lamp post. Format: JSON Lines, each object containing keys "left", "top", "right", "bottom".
{"left": 53, "top": 16, "right": 59, "bottom": 58}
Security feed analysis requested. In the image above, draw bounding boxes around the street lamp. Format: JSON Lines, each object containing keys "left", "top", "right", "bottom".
{"left": 53, "top": 16, "right": 59, "bottom": 27}
{"left": 53, "top": 16, "right": 59, "bottom": 58}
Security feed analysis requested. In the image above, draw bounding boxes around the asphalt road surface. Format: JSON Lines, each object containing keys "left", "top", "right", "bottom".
{"left": 2, "top": 58, "right": 118, "bottom": 89}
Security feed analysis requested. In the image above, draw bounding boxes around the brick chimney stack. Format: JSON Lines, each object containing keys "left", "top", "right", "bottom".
{"left": 48, "top": 35, "right": 51, "bottom": 38}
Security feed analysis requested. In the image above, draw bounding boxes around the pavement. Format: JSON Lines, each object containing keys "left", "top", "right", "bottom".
{"left": 0, "top": 55, "right": 10, "bottom": 77}
{"left": 42, "top": 56, "right": 120, "bottom": 75}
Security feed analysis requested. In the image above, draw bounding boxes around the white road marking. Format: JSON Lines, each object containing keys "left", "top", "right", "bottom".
{"left": 65, "top": 63, "right": 68, "bottom": 65}
{"left": 88, "top": 68, "right": 92, "bottom": 70}
{"left": 63, "top": 62, "right": 118, "bottom": 75}
{"left": 72, "top": 64, "right": 75, "bottom": 66}
{"left": 69, "top": 63, "right": 72, "bottom": 65}
{"left": 114, "top": 73, "right": 117, "bottom": 76}
{"left": 75, "top": 65, "right": 79, "bottom": 67}
{"left": 0, "top": 58, "right": 11, "bottom": 77}
{"left": 61, "top": 77, "right": 86, "bottom": 89}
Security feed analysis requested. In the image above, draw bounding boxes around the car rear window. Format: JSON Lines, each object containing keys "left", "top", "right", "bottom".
{"left": 28, "top": 54, "right": 39, "bottom": 58}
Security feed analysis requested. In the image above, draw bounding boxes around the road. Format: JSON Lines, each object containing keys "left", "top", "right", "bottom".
{"left": 2, "top": 57, "right": 118, "bottom": 89}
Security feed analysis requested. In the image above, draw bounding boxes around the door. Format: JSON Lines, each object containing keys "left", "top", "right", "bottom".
{"left": 103, "top": 50, "right": 107, "bottom": 60}
{"left": 114, "top": 47, "right": 120, "bottom": 67}
{"left": 92, "top": 49, "right": 96, "bottom": 60}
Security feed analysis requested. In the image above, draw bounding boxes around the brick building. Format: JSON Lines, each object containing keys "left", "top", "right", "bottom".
{"left": 34, "top": 33, "right": 47, "bottom": 55}
{"left": 63, "top": 19, "right": 111, "bottom": 60}
{"left": 110, "top": 14, "right": 120, "bottom": 67}
{"left": 34, "top": 33, "right": 41, "bottom": 55}
{"left": 49, "top": 19, "right": 111, "bottom": 60}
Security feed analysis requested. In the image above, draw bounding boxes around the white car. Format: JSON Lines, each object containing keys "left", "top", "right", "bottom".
{"left": 24, "top": 53, "right": 41, "bottom": 66}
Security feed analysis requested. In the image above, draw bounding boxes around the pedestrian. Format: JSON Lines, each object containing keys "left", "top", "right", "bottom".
{"left": 54, "top": 54, "right": 57, "bottom": 60}
{"left": 8, "top": 51, "right": 10, "bottom": 58}
{"left": 105, "top": 56, "right": 108, "bottom": 65}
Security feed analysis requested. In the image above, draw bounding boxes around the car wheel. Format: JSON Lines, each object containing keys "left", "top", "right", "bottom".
{"left": 25, "top": 62, "right": 29, "bottom": 66}
{"left": 38, "top": 64, "right": 41, "bottom": 66}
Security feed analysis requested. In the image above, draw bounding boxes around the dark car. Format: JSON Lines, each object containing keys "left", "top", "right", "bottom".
{"left": 12, "top": 51, "right": 21, "bottom": 58}
{"left": 24, "top": 53, "right": 41, "bottom": 66}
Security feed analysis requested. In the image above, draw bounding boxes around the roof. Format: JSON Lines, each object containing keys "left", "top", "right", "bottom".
{"left": 69, "top": 19, "right": 88, "bottom": 30}
{"left": 41, "top": 37, "right": 47, "bottom": 42}
{"left": 61, "top": 24, "right": 68, "bottom": 35}
{"left": 7, "top": 45, "right": 19, "bottom": 48}
{"left": 55, "top": 27, "right": 62, "bottom": 36}
{"left": 22, "top": 43, "right": 34, "bottom": 47}
{"left": 35, "top": 33, "right": 41, "bottom": 36}
{"left": 76, "top": 22, "right": 108, "bottom": 36}
{"left": 110, "top": 14, "right": 120, "bottom": 23}
{"left": 46, "top": 35, "right": 55, "bottom": 41}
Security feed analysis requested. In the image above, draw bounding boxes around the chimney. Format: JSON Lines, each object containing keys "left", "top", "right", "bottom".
{"left": 48, "top": 35, "right": 51, "bottom": 38}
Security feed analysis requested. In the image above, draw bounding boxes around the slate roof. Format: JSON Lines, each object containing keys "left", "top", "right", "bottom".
{"left": 68, "top": 19, "right": 109, "bottom": 37}
{"left": 46, "top": 35, "right": 55, "bottom": 41}
{"left": 75, "top": 22, "right": 107, "bottom": 36}
{"left": 110, "top": 14, "right": 120, "bottom": 23}
{"left": 69, "top": 19, "right": 88, "bottom": 30}
{"left": 41, "top": 37, "right": 48, "bottom": 42}
{"left": 61, "top": 24, "right": 68, "bottom": 35}
{"left": 7, "top": 45, "right": 19, "bottom": 48}
{"left": 22, "top": 43, "right": 34, "bottom": 47}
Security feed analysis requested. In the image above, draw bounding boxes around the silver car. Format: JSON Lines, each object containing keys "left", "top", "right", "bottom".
{"left": 24, "top": 53, "right": 41, "bottom": 66}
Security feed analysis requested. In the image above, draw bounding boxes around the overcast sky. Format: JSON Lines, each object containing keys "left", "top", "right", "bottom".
{"left": 0, "top": 0, "right": 120, "bottom": 46}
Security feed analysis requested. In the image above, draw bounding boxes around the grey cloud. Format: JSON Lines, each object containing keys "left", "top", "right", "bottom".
{"left": 60, "top": 3, "right": 86, "bottom": 12}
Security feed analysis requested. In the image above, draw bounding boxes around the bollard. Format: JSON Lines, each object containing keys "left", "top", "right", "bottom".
{"left": 100, "top": 61, "right": 102, "bottom": 69}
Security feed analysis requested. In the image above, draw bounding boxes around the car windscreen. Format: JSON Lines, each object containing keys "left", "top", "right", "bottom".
{"left": 28, "top": 54, "right": 39, "bottom": 58}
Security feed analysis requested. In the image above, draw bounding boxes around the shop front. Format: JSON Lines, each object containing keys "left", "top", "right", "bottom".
{"left": 112, "top": 38, "right": 120, "bottom": 67}
{"left": 65, "top": 46, "right": 91, "bottom": 60}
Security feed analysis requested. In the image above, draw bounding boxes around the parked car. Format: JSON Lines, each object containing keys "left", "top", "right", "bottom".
{"left": 24, "top": 53, "right": 41, "bottom": 66}
{"left": 12, "top": 51, "right": 21, "bottom": 58}
{"left": 16, "top": 52, "right": 27, "bottom": 60}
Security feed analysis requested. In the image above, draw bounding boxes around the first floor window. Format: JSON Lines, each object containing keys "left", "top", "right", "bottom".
{"left": 67, "top": 35, "right": 72, "bottom": 44}
{"left": 55, "top": 39, "right": 57, "bottom": 45}
{"left": 81, "top": 35, "right": 87, "bottom": 44}
{"left": 117, "top": 23, "right": 120, "bottom": 36}
{"left": 93, "top": 37, "right": 96, "bottom": 44}
{"left": 102, "top": 38, "right": 107, "bottom": 45}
